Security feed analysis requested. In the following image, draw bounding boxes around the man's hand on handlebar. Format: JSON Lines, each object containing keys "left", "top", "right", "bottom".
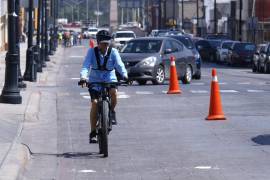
{"left": 78, "top": 78, "right": 87, "bottom": 88}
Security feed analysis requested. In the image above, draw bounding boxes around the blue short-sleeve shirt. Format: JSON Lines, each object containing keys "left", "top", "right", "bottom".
{"left": 80, "top": 47, "right": 127, "bottom": 83}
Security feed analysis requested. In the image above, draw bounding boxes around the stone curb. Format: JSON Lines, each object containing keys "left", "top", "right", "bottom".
{"left": 0, "top": 46, "right": 63, "bottom": 179}
{"left": 24, "top": 92, "right": 41, "bottom": 122}
{"left": 0, "top": 144, "right": 30, "bottom": 180}
{"left": 0, "top": 90, "right": 42, "bottom": 180}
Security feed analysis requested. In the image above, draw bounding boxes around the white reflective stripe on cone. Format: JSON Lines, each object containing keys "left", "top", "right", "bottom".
{"left": 171, "top": 61, "right": 176, "bottom": 66}
{"left": 212, "top": 76, "right": 218, "bottom": 82}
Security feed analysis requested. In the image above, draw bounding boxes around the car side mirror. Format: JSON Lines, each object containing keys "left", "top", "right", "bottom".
{"left": 197, "top": 45, "right": 202, "bottom": 50}
{"left": 164, "top": 48, "right": 173, "bottom": 54}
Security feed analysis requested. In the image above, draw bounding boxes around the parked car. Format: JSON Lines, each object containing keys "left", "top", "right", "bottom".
{"left": 216, "top": 41, "right": 235, "bottom": 63}
{"left": 227, "top": 42, "right": 256, "bottom": 66}
{"left": 166, "top": 35, "right": 202, "bottom": 79}
{"left": 83, "top": 27, "right": 98, "bottom": 39}
{"left": 88, "top": 27, "right": 98, "bottom": 38}
{"left": 195, "top": 39, "right": 218, "bottom": 62}
{"left": 119, "top": 37, "right": 199, "bottom": 85}
{"left": 257, "top": 43, "right": 270, "bottom": 73}
{"left": 252, "top": 43, "right": 266, "bottom": 72}
{"left": 205, "top": 33, "right": 231, "bottom": 40}
{"left": 112, "top": 31, "right": 136, "bottom": 50}
{"left": 149, "top": 29, "right": 168, "bottom": 37}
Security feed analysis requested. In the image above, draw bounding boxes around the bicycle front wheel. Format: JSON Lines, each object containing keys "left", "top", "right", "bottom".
{"left": 98, "top": 100, "right": 109, "bottom": 157}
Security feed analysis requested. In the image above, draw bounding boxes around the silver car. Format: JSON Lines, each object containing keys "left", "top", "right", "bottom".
{"left": 120, "top": 37, "right": 198, "bottom": 85}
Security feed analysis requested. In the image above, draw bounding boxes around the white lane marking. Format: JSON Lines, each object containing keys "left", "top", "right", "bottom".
{"left": 118, "top": 94, "right": 130, "bottom": 98}
{"left": 79, "top": 169, "right": 96, "bottom": 173}
{"left": 191, "top": 82, "right": 205, "bottom": 85}
{"left": 80, "top": 92, "right": 89, "bottom": 96}
{"left": 117, "top": 91, "right": 126, "bottom": 95}
{"left": 135, "top": 91, "right": 154, "bottom": 95}
{"left": 194, "top": 166, "right": 212, "bottom": 170}
{"left": 247, "top": 90, "right": 266, "bottom": 93}
{"left": 83, "top": 96, "right": 91, "bottom": 99}
{"left": 259, "top": 82, "right": 270, "bottom": 85}
{"left": 238, "top": 82, "right": 251, "bottom": 85}
{"left": 194, "top": 166, "right": 219, "bottom": 170}
{"left": 190, "top": 90, "right": 208, "bottom": 93}
{"left": 219, "top": 82, "right": 227, "bottom": 85}
{"left": 73, "top": 46, "right": 84, "bottom": 48}
{"left": 162, "top": 90, "right": 168, "bottom": 94}
{"left": 220, "top": 90, "right": 238, "bottom": 93}
{"left": 69, "top": 55, "right": 84, "bottom": 58}
{"left": 71, "top": 77, "right": 80, "bottom": 80}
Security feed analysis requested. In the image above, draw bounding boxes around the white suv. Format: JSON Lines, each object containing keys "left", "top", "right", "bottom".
{"left": 87, "top": 27, "right": 98, "bottom": 39}
{"left": 112, "top": 31, "right": 136, "bottom": 50}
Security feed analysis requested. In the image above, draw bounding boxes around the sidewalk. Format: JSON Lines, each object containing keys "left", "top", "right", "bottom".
{"left": 0, "top": 43, "right": 63, "bottom": 180}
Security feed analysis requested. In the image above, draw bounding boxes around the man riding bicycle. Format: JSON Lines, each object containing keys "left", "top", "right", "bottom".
{"left": 79, "top": 30, "right": 128, "bottom": 143}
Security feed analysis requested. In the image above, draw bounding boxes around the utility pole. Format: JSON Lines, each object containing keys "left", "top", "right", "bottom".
{"left": 24, "top": 0, "right": 37, "bottom": 82}
{"left": 196, "top": 0, "right": 199, "bottom": 36}
{"left": 87, "top": 0, "right": 89, "bottom": 22}
{"left": 239, "top": 0, "right": 242, "bottom": 41}
{"left": 0, "top": 0, "right": 22, "bottom": 104}
{"left": 15, "top": 0, "right": 26, "bottom": 88}
{"left": 214, "top": 0, "right": 217, "bottom": 34}
{"left": 182, "top": 0, "right": 184, "bottom": 30}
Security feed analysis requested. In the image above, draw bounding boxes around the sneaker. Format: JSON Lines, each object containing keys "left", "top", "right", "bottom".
{"left": 110, "top": 110, "right": 117, "bottom": 125}
{"left": 89, "top": 131, "right": 97, "bottom": 144}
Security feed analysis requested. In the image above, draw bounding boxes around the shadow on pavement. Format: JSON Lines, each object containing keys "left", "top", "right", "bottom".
{"left": 252, "top": 134, "right": 270, "bottom": 145}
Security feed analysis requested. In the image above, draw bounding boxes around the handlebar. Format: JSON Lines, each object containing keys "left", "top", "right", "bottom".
{"left": 78, "top": 80, "right": 130, "bottom": 88}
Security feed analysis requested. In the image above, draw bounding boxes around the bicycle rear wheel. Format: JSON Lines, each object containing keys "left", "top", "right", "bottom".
{"left": 98, "top": 101, "right": 109, "bottom": 157}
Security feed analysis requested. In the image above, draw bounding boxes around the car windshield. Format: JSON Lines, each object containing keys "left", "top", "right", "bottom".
{"left": 115, "top": 33, "right": 135, "bottom": 38}
{"left": 209, "top": 40, "right": 221, "bottom": 48}
{"left": 222, "top": 42, "right": 233, "bottom": 49}
{"left": 121, "top": 40, "right": 162, "bottom": 53}
{"left": 88, "top": 29, "right": 98, "bottom": 32}
{"left": 234, "top": 43, "right": 256, "bottom": 51}
{"left": 170, "top": 36, "right": 194, "bottom": 49}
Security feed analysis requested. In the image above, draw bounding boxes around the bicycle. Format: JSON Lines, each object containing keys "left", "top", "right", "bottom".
{"left": 78, "top": 81, "right": 127, "bottom": 157}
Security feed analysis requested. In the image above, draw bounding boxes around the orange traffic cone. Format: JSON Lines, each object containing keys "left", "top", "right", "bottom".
{"left": 206, "top": 68, "right": 226, "bottom": 120}
{"left": 89, "top": 38, "right": 95, "bottom": 48}
{"left": 167, "top": 56, "right": 181, "bottom": 94}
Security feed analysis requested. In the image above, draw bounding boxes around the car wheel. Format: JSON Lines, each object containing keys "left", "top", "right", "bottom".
{"left": 194, "top": 70, "right": 201, "bottom": 80}
{"left": 152, "top": 65, "right": 165, "bottom": 85}
{"left": 137, "top": 80, "right": 147, "bottom": 85}
{"left": 264, "top": 63, "right": 270, "bottom": 74}
{"left": 182, "top": 65, "right": 193, "bottom": 84}
{"left": 252, "top": 63, "right": 257, "bottom": 72}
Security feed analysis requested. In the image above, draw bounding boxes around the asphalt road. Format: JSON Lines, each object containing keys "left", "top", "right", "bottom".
{"left": 20, "top": 40, "right": 270, "bottom": 180}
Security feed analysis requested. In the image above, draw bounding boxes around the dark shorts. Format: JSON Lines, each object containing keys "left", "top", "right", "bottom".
{"left": 88, "top": 85, "right": 118, "bottom": 101}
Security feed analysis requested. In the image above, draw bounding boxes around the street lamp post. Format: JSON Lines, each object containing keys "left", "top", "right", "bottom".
{"left": 36, "top": 0, "right": 43, "bottom": 72}
{"left": 23, "top": 0, "right": 37, "bottom": 82}
{"left": 45, "top": 0, "right": 50, "bottom": 62}
{"left": 15, "top": 0, "right": 26, "bottom": 88}
{"left": 53, "top": 0, "right": 58, "bottom": 51}
{"left": 0, "top": 0, "right": 22, "bottom": 104}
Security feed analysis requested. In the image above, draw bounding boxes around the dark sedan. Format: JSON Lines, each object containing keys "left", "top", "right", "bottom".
{"left": 195, "top": 39, "right": 218, "bottom": 62}
{"left": 120, "top": 37, "right": 198, "bottom": 85}
{"left": 227, "top": 42, "right": 256, "bottom": 66}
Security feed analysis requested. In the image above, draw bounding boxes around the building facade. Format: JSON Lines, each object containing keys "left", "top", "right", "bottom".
{"left": 0, "top": 0, "right": 7, "bottom": 51}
